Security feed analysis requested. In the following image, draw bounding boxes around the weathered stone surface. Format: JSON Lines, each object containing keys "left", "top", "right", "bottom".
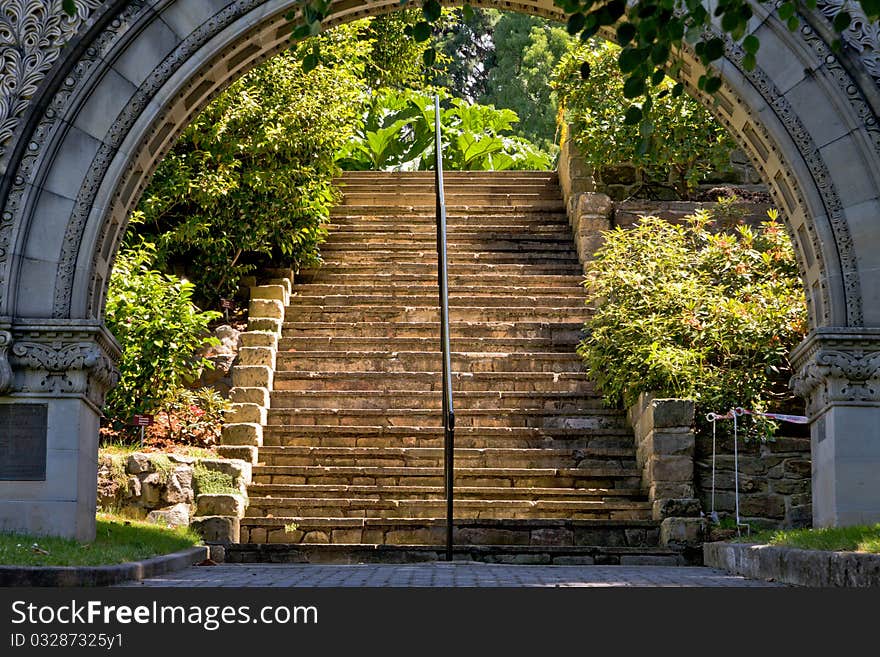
{"left": 229, "top": 386, "right": 270, "bottom": 406}
{"left": 250, "top": 285, "right": 287, "bottom": 302}
{"left": 652, "top": 498, "right": 701, "bottom": 520}
{"left": 249, "top": 299, "right": 285, "bottom": 320}
{"left": 216, "top": 446, "right": 258, "bottom": 465}
{"left": 164, "top": 465, "right": 194, "bottom": 504}
{"left": 140, "top": 473, "right": 164, "bottom": 507}
{"left": 127, "top": 453, "right": 151, "bottom": 475}
{"left": 191, "top": 516, "right": 240, "bottom": 544}
{"left": 231, "top": 365, "right": 273, "bottom": 388}
{"left": 649, "top": 399, "right": 695, "bottom": 429}
{"left": 239, "top": 331, "right": 278, "bottom": 349}
{"left": 221, "top": 423, "right": 262, "bottom": 446}
{"left": 196, "top": 493, "right": 246, "bottom": 518}
{"left": 238, "top": 346, "right": 275, "bottom": 368}
{"left": 530, "top": 528, "right": 574, "bottom": 546}
{"left": 659, "top": 517, "right": 706, "bottom": 547}
{"left": 227, "top": 403, "right": 266, "bottom": 425}
{"left": 198, "top": 459, "right": 252, "bottom": 485}
{"left": 147, "top": 503, "right": 190, "bottom": 528}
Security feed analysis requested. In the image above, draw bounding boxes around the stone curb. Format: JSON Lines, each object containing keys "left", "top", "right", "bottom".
{"left": 0, "top": 546, "right": 209, "bottom": 587}
{"left": 704, "top": 541, "right": 880, "bottom": 587}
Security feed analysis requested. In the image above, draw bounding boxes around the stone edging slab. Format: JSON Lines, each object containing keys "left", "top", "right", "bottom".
{"left": 704, "top": 541, "right": 880, "bottom": 587}
{"left": 0, "top": 546, "right": 208, "bottom": 587}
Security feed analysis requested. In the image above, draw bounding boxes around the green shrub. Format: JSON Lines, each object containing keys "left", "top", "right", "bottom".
{"left": 554, "top": 40, "right": 735, "bottom": 198}
{"left": 104, "top": 243, "right": 220, "bottom": 425}
{"left": 578, "top": 207, "right": 807, "bottom": 438}
{"left": 193, "top": 464, "right": 238, "bottom": 496}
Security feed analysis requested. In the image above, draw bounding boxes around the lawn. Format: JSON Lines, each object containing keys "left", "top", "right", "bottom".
{"left": 739, "top": 523, "right": 880, "bottom": 554}
{"left": 0, "top": 513, "right": 200, "bottom": 567}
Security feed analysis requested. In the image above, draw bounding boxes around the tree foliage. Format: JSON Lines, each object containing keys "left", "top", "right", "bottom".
{"left": 130, "top": 27, "right": 370, "bottom": 301}
{"left": 554, "top": 40, "right": 735, "bottom": 196}
{"left": 104, "top": 242, "right": 221, "bottom": 425}
{"left": 579, "top": 205, "right": 808, "bottom": 438}
{"left": 337, "top": 89, "right": 554, "bottom": 171}
{"left": 481, "top": 13, "right": 573, "bottom": 151}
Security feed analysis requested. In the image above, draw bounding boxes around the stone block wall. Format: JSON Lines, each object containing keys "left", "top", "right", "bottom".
{"left": 219, "top": 267, "right": 294, "bottom": 465}
{"left": 694, "top": 432, "right": 812, "bottom": 529}
{"left": 97, "top": 452, "right": 250, "bottom": 540}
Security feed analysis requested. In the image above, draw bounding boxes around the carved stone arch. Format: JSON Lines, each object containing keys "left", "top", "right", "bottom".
{"left": 2, "top": 0, "right": 880, "bottom": 538}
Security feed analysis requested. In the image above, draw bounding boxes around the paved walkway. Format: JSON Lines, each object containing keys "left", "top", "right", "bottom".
{"left": 122, "top": 563, "right": 780, "bottom": 587}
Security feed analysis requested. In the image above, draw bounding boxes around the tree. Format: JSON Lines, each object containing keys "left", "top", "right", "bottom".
{"left": 129, "top": 26, "right": 370, "bottom": 301}
{"left": 481, "top": 13, "right": 573, "bottom": 151}
{"left": 433, "top": 8, "right": 500, "bottom": 101}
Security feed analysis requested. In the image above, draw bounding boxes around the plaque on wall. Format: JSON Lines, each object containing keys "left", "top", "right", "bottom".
{"left": 0, "top": 404, "right": 48, "bottom": 480}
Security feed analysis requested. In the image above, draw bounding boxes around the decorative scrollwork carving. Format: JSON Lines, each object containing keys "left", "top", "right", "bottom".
{"left": 0, "top": 330, "right": 12, "bottom": 394}
{"left": 817, "top": 0, "right": 880, "bottom": 86}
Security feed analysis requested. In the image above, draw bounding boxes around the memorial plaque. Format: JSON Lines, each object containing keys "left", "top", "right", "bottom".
{"left": 0, "top": 404, "right": 48, "bottom": 480}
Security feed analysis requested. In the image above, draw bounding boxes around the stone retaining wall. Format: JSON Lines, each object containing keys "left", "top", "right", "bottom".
{"left": 704, "top": 541, "right": 880, "bottom": 587}
{"left": 695, "top": 432, "right": 812, "bottom": 529}
{"left": 97, "top": 452, "right": 250, "bottom": 543}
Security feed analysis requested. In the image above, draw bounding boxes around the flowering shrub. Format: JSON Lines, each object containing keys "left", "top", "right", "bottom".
{"left": 578, "top": 205, "right": 808, "bottom": 438}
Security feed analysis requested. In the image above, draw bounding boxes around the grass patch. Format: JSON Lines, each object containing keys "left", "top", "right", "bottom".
{"left": 193, "top": 463, "right": 239, "bottom": 495}
{"left": 736, "top": 523, "right": 880, "bottom": 554}
{"left": 0, "top": 513, "right": 200, "bottom": 567}
{"left": 99, "top": 443, "right": 216, "bottom": 459}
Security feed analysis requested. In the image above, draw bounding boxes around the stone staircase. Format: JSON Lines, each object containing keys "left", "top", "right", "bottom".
{"left": 231, "top": 171, "right": 683, "bottom": 565}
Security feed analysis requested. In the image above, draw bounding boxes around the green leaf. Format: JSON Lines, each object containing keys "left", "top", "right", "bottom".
{"left": 619, "top": 47, "right": 646, "bottom": 74}
{"left": 412, "top": 21, "right": 432, "bottom": 42}
{"left": 787, "top": 15, "right": 799, "bottom": 31}
{"left": 422, "top": 47, "right": 436, "bottom": 66}
{"left": 580, "top": 62, "right": 592, "bottom": 80}
{"left": 62, "top": 0, "right": 76, "bottom": 16}
{"left": 833, "top": 10, "right": 851, "bottom": 32}
{"left": 640, "top": 119, "right": 654, "bottom": 137}
{"left": 777, "top": 2, "right": 795, "bottom": 21}
{"left": 567, "top": 13, "right": 586, "bottom": 35}
{"left": 422, "top": 0, "right": 442, "bottom": 23}
{"left": 671, "top": 82, "right": 685, "bottom": 97}
{"left": 623, "top": 75, "right": 646, "bottom": 99}
{"left": 703, "top": 37, "right": 725, "bottom": 62}
{"left": 651, "top": 68, "right": 665, "bottom": 86}
{"left": 462, "top": 3, "right": 474, "bottom": 21}
{"left": 623, "top": 105, "right": 643, "bottom": 125}
{"left": 616, "top": 22, "right": 637, "bottom": 46}
{"left": 704, "top": 76, "right": 722, "bottom": 94}
{"left": 743, "top": 52, "right": 756, "bottom": 72}
{"left": 636, "top": 136, "right": 651, "bottom": 156}
{"left": 743, "top": 35, "right": 760, "bottom": 55}
{"left": 302, "top": 53, "right": 319, "bottom": 72}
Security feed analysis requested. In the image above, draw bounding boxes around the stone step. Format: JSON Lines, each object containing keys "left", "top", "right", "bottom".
{"left": 327, "top": 225, "right": 573, "bottom": 237}
{"left": 278, "top": 336, "right": 580, "bottom": 353}
{"left": 280, "top": 321, "right": 585, "bottom": 341}
{"left": 247, "top": 483, "right": 643, "bottom": 501}
{"left": 224, "top": 543, "right": 684, "bottom": 566}
{"left": 340, "top": 191, "right": 562, "bottom": 205}
{"left": 237, "top": 517, "right": 660, "bottom": 549}
{"left": 321, "top": 239, "right": 578, "bottom": 252}
{"left": 338, "top": 179, "right": 559, "bottom": 190}
{"left": 244, "top": 496, "right": 651, "bottom": 521}
{"left": 302, "top": 262, "right": 583, "bottom": 276}
{"left": 329, "top": 213, "right": 571, "bottom": 226}
{"left": 261, "top": 425, "right": 633, "bottom": 449}
{"left": 274, "top": 350, "right": 584, "bottom": 373}
{"left": 295, "top": 272, "right": 585, "bottom": 287}
{"left": 331, "top": 202, "right": 565, "bottom": 214}
{"left": 317, "top": 249, "right": 577, "bottom": 263}
{"left": 265, "top": 407, "right": 624, "bottom": 430}
{"left": 251, "top": 464, "right": 642, "bottom": 489}
{"left": 289, "top": 283, "right": 583, "bottom": 298}
{"left": 257, "top": 446, "right": 635, "bottom": 470}
{"left": 287, "top": 293, "right": 586, "bottom": 309}
{"left": 283, "top": 306, "right": 589, "bottom": 323}
{"left": 269, "top": 390, "right": 601, "bottom": 410}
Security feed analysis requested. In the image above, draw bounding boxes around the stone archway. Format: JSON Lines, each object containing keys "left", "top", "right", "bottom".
{"left": 1, "top": 0, "right": 879, "bottom": 540}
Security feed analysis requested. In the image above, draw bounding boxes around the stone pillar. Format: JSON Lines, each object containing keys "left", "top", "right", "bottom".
{"left": 790, "top": 329, "right": 880, "bottom": 527}
{"left": 0, "top": 321, "right": 120, "bottom": 541}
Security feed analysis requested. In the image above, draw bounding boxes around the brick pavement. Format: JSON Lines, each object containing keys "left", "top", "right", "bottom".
{"left": 122, "top": 563, "right": 780, "bottom": 587}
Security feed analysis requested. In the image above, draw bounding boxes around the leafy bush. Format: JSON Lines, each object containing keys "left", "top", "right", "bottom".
{"left": 151, "top": 387, "right": 230, "bottom": 449}
{"left": 131, "top": 27, "right": 370, "bottom": 301}
{"left": 578, "top": 206, "right": 807, "bottom": 438}
{"left": 104, "top": 243, "right": 221, "bottom": 425}
{"left": 337, "top": 89, "right": 554, "bottom": 171}
{"left": 554, "top": 40, "right": 736, "bottom": 197}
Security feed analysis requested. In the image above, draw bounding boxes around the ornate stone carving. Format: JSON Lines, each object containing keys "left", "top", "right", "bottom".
{"left": 0, "top": 329, "right": 12, "bottom": 394}
{"left": 790, "top": 329, "right": 880, "bottom": 414}
{"left": 817, "top": 0, "right": 880, "bottom": 86}
{"left": 0, "top": 0, "right": 102, "bottom": 161}
{"left": 4, "top": 323, "right": 120, "bottom": 408}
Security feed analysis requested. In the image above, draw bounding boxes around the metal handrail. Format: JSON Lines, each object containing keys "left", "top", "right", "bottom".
{"left": 433, "top": 94, "right": 455, "bottom": 562}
